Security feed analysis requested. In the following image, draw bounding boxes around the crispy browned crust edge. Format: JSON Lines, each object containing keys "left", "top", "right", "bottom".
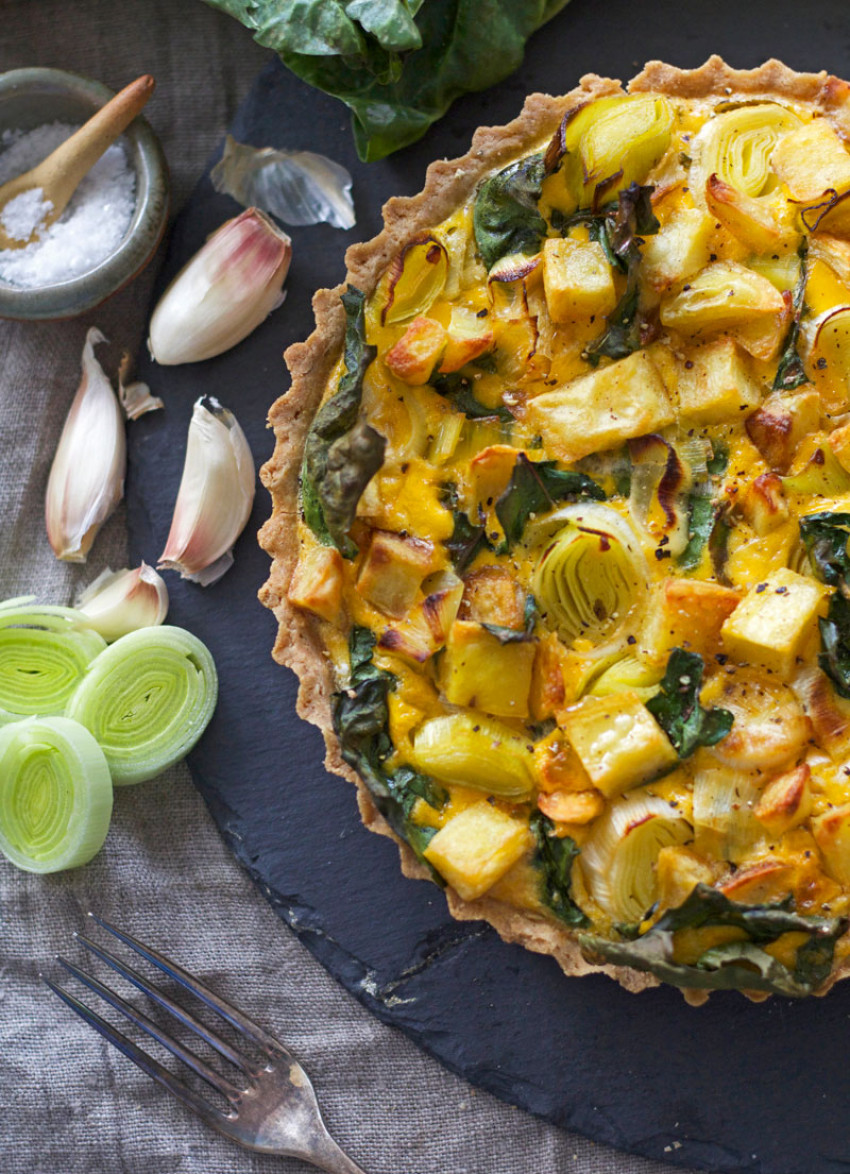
{"left": 258, "top": 57, "right": 850, "bottom": 1002}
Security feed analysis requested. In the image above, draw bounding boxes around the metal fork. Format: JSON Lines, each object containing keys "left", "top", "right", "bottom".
{"left": 43, "top": 914, "right": 367, "bottom": 1174}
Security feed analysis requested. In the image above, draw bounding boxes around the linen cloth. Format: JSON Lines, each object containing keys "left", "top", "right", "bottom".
{"left": 1, "top": 3, "right": 683, "bottom": 1172}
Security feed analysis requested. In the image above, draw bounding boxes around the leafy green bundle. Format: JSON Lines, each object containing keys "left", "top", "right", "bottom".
{"left": 201, "top": 1, "right": 571, "bottom": 161}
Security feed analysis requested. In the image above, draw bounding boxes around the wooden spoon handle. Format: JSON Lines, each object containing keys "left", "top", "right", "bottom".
{"left": 39, "top": 75, "right": 155, "bottom": 213}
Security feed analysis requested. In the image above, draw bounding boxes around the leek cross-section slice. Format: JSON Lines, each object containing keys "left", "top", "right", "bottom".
{"left": 531, "top": 503, "right": 648, "bottom": 649}
{"left": 690, "top": 103, "right": 803, "bottom": 204}
{"left": 0, "top": 716, "right": 112, "bottom": 873}
{"left": 0, "top": 599, "right": 106, "bottom": 716}
{"left": 66, "top": 626, "right": 218, "bottom": 785}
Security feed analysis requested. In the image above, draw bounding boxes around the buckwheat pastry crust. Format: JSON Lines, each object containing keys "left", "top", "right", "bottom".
{"left": 260, "top": 58, "right": 850, "bottom": 1000}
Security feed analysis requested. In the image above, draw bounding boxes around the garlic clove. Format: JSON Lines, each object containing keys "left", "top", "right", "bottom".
{"left": 148, "top": 208, "right": 291, "bottom": 366}
{"left": 75, "top": 563, "right": 169, "bottom": 642}
{"left": 45, "top": 327, "right": 126, "bottom": 563}
{"left": 157, "top": 396, "right": 255, "bottom": 586}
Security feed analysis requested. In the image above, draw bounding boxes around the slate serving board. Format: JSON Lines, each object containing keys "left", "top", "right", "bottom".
{"left": 127, "top": 3, "right": 850, "bottom": 1171}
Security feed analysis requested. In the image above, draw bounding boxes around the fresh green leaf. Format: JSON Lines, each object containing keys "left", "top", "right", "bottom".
{"left": 773, "top": 240, "right": 809, "bottom": 392}
{"left": 579, "top": 883, "right": 846, "bottom": 997}
{"left": 473, "top": 153, "right": 548, "bottom": 270}
{"left": 495, "top": 452, "right": 606, "bottom": 551}
{"left": 430, "top": 370, "right": 513, "bottom": 421}
{"left": 799, "top": 511, "right": 850, "bottom": 587}
{"left": 646, "top": 648, "right": 733, "bottom": 758}
{"left": 205, "top": 1, "right": 572, "bottom": 162}
{"left": 302, "top": 287, "right": 380, "bottom": 556}
{"left": 530, "top": 812, "right": 589, "bottom": 927}
{"left": 819, "top": 594, "right": 850, "bottom": 699}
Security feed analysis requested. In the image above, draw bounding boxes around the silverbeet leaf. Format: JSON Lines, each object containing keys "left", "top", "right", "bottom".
{"left": 646, "top": 648, "right": 733, "bottom": 758}
{"left": 819, "top": 594, "right": 850, "bottom": 699}
{"left": 531, "top": 812, "right": 589, "bottom": 927}
{"left": 495, "top": 452, "right": 606, "bottom": 551}
{"left": 429, "top": 370, "right": 513, "bottom": 421}
{"left": 579, "top": 883, "right": 847, "bottom": 997}
{"left": 204, "top": 1, "right": 572, "bottom": 162}
{"left": 473, "top": 152, "right": 548, "bottom": 270}
{"left": 441, "top": 482, "right": 491, "bottom": 575}
{"left": 678, "top": 441, "right": 728, "bottom": 571}
{"left": 302, "top": 286, "right": 380, "bottom": 557}
{"left": 773, "top": 240, "right": 809, "bottom": 392}
{"left": 333, "top": 626, "right": 446, "bottom": 867}
{"left": 799, "top": 511, "right": 850, "bottom": 587}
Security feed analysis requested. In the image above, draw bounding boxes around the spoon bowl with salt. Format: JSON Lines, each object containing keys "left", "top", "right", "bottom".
{"left": 0, "top": 74, "right": 154, "bottom": 251}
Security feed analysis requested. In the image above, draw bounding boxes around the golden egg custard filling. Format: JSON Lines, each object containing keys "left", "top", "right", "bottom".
{"left": 261, "top": 58, "right": 850, "bottom": 1000}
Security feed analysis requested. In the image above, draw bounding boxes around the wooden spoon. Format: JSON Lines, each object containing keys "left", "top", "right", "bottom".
{"left": 0, "top": 74, "right": 155, "bottom": 251}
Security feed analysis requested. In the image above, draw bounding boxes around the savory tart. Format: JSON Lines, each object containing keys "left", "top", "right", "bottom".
{"left": 260, "top": 57, "right": 850, "bottom": 1001}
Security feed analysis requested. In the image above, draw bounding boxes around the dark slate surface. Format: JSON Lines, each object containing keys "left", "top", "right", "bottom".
{"left": 127, "top": 2, "right": 850, "bottom": 1171}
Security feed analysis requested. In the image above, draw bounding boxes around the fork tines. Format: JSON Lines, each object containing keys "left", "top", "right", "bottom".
{"left": 44, "top": 915, "right": 368, "bottom": 1174}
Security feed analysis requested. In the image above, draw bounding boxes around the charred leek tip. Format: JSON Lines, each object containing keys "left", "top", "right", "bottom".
{"left": 45, "top": 327, "right": 126, "bottom": 564}
{"left": 0, "top": 600, "right": 106, "bottom": 716}
{"left": 147, "top": 207, "right": 292, "bottom": 365}
{"left": 75, "top": 564, "right": 169, "bottom": 642}
{"left": 158, "top": 396, "right": 255, "bottom": 586}
{"left": 66, "top": 625, "right": 218, "bottom": 786}
{"left": 0, "top": 716, "right": 113, "bottom": 873}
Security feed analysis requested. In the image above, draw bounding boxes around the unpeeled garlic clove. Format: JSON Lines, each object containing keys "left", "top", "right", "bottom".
{"left": 45, "top": 327, "right": 125, "bottom": 563}
{"left": 157, "top": 396, "right": 255, "bottom": 586}
{"left": 148, "top": 208, "right": 291, "bottom": 365}
{"left": 76, "top": 563, "right": 169, "bottom": 641}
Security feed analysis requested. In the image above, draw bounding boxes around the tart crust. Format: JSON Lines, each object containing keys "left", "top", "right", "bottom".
{"left": 259, "top": 57, "right": 850, "bottom": 1000}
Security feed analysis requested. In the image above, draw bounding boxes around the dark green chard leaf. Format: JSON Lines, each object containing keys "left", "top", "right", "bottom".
{"left": 333, "top": 626, "right": 446, "bottom": 866}
{"left": 799, "top": 511, "right": 850, "bottom": 586}
{"left": 302, "top": 287, "right": 381, "bottom": 557}
{"left": 473, "top": 152, "right": 548, "bottom": 270}
{"left": 773, "top": 240, "right": 809, "bottom": 392}
{"left": 819, "top": 594, "right": 850, "bottom": 699}
{"left": 646, "top": 648, "right": 733, "bottom": 758}
{"left": 441, "top": 482, "right": 491, "bottom": 574}
{"left": 582, "top": 184, "right": 660, "bottom": 366}
{"left": 579, "top": 883, "right": 847, "bottom": 997}
{"left": 495, "top": 452, "right": 606, "bottom": 551}
{"left": 530, "top": 812, "right": 589, "bottom": 927}
{"left": 678, "top": 442, "right": 729, "bottom": 571}
{"left": 430, "top": 370, "right": 513, "bottom": 421}
{"left": 205, "top": 2, "right": 572, "bottom": 162}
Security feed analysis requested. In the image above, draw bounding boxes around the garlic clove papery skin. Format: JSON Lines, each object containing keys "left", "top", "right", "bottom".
{"left": 75, "top": 564, "right": 169, "bottom": 642}
{"left": 45, "top": 327, "right": 126, "bottom": 563}
{"left": 147, "top": 208, "right": 292, "bottom": 365}
{"left": 157, "top": 396, "right": 255, "bottom": 586}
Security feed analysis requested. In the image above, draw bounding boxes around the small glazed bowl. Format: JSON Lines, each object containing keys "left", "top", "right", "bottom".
{"left": 0, "top": 68, "right": 169, "bottom": 320}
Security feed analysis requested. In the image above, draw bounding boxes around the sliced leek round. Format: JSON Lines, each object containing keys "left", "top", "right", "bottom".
{"left": 66, "top": 626, "right": 218, "bottom": 785}
{"left": 809, "top": 305, "right": 850, "bottom": 411}
{"left": 563, "top": 94, "right": 673, "bottom": 207}
{"left": 0, "top": 600, "right": 106, "bottom": 716}
{"left": 581, "top": 792, "right": 692, "bottom": 923}
{"left": 531, "top": 504, "right": 648, "bottom": 649}
{"left": 690, "top": 103, "right": 803, "bottom": 204}
{"left": 378, "top": 235, "right": 448, "bottom": 326}
{"left": 411, "top": 711, "right": 535, "bottom": 798}
{"left": 0, "top": 716, "right": 113, "bottom": 873}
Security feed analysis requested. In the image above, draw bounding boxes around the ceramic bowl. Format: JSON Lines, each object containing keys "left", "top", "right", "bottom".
{"left": 0, "top": 67, "right": 169, "bottom": 320}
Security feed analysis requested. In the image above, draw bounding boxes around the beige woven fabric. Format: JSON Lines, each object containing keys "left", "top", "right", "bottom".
{"left": 2, "top": 3, "right": 683, "bottom": 1172}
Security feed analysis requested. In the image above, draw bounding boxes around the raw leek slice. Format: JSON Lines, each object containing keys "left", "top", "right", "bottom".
{"left": 0, "top": 599, "right": 106, "bottom": 716}
{"left": 66, "top": 626, "right": 218, "bottom": 785}
{"left": 0, "top": 716, "right": 112, "bottom": 873}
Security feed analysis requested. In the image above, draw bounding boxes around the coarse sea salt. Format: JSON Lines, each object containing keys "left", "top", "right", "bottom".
{"left": 1, "top": 187, "right": 53, "bottom": 241}
{"left": 0, "top": 122, "right": 136, "bottom": 288}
